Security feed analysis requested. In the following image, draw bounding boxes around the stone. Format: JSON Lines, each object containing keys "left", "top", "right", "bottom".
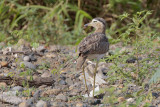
{"left": 0, "top": 61, "right": 8, "bottom": 67}
{"left": 76, "top": 102, "right": 84, "bottom": 107}
{"left": 12, "top": 63, "right": 17, "bottom": 67}
{"left": 12, "top": 86, "right": 23, "bottom": 92}
{"left": 118, "top": 97, "right": 125, "bottom": 102}
{"left": 29, "top": 54, "right": 37, "bottom": 61}
{"left": 36, "top": 100, "right": 47, "bottom": 107}
{"left": 23, "top": 56, "right": 30, "bottom": 62}
{"left": 41, "top": 71, "right": 51, "bottom": 78}
{"left": 37, "top": 70, "right": 43, "bottom": 74}
{"left": 33, "top": 90, "right": 41, "bottom": 101}
{"left": 99, "top": 104, "right": 105, "bottom": 107}
{"left": 36, "top": 46, "right": 46, "bottom": 52}
{"left": 126, "top": 98, "right": 134, "bottom": 103}
{"left": 3, "top": 69, "right": 9, "bottom": 73}
{"left": 66, "top": 78, "right": 74, "bottom": 85}
{"left": 86, "top": 98, "right": 101, "bottom": 105}
{"left": 50, "top": 102, "right": 59, "bottom": 107}
{"left": 26, "top": 98, "right": 34, "bottom": 106}
{"left": 0, "top": 82, "right": 7, "bottom": 88}
{"left": 55, "top": 94, "right": 68, "bottom": 102}
{"left": 152, "top": 92, "right": 159, "bottom": 98}
{"left": 20, "top": 61, "right": 36, "bottom": 69}
{"left": 41, "top": 89, "right": 61, "bottom": 97}
{"left": 59, "top": 80, "right": 66, "bottom": 85}
{"left": 19, "top": 102, "right": 28, "bottom": 107}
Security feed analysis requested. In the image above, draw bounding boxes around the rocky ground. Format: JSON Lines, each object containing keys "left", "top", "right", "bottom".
{"left": 0, "top": 39, "right": 160, "bottom": 107}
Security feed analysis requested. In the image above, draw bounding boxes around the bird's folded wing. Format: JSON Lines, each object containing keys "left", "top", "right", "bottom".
{"left": 78, "top": 33, "right": 109, "bottom": 56}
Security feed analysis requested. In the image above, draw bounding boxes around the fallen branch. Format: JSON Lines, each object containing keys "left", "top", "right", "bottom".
{"left": 0, "top": 76, "right": 54, "bottom": 87}
{"left": 0, "top": 51, "right": 43, "bottom": 56}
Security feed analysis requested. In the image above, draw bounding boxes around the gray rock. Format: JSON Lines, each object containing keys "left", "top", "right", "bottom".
{"left": 85, "top": 98, "right": 101, "bottom": 105}
{"left": 36, "top": 100, "right": 47, "bottom": 107}
{"left": 33, "top": 90, "right": 41, "bottom": 101}
{"left": 126, "top": 98, "right": 135, "bottom": 104}
{"left": 26, "top": 98, "right": 34, "bottom": 106}
{"left": 152, "top": 92, "right": 159, "bottom": 98}
{"left": 99, "top": 104, "right": 105, "bottom": 107}
{"left": 66, "top": 78, "right": 73, "bottom": 85}
{"left": 55, "top": 94, "right": 68, "bottom": 102}
{"left": 41, "top": 71, "right": 51, "bottom": 78}
{"left": 20, "top": 61, "right": 36, "bottom": 69}
{"left": 51, "top": 102, "right": 68, "bottom": 107}
{"left": 0, "top": 91, "right": 23, "bottom": 105}
{"left": 50, "top": 102, "right": 59, "bottom": 107}
{"left": 59, "top": 80, "right": 66, "bottom": 85}
{"left": 36, "top": 46, "right": 46, "bottom": 52}
{"left": 29, "top": 54, "right": 37, "bottom": 61}
{"left": 23, "top": 56, "right": 30, "bottom": 62}
{"left": 76, "top": 102, "right": 85, "bottom": 107}
{"left": 12, "top": 86, "right": 23, "bottom": 92}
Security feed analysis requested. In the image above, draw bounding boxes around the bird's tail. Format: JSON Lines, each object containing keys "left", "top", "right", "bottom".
{"left": 76, "top": 56, "right": 86, "bottom": 70}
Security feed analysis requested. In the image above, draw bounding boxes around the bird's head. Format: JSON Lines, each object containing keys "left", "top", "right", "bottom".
{"left": 84, "top": 17, "right": 106, "bottom": 33}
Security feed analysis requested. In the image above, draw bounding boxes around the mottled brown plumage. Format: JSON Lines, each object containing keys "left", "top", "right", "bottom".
{"left": 76, "top": 18, "right": 109, "bottom": 70}
{"left": 76, "top": 17, "right": 109, "bottom": 97}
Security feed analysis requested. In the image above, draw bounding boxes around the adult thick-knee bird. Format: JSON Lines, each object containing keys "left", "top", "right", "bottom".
{"left": 76, "top": 17, "right": 109, "bottom": 97}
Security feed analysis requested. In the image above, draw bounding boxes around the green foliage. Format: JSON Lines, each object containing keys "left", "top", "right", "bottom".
{"left": 0, "top": 0, "right": 159, "bottom": 45}
{"left": 19, "top": 69, "right": 34, "bottom": 81}
{"left": 0, "top": 0, "right": 92, "bottom": 45}
{"left": 102, "top": 10, "right": 159, "bottom": 106}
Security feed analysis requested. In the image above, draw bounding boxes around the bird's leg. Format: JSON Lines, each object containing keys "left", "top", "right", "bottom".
{"left": 93, "top": 60, "right": 99, "bottom": 97}
{"left": 82, "top": 65, "right": 89, "bottom": 96}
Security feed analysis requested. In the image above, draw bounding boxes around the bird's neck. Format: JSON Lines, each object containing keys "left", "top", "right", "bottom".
{"left": 94, "top": 27, "right": 106, "bottom": 34}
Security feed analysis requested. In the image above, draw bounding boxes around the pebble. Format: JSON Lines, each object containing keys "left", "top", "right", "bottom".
{"left": 41, "top": 71, "right": 51, "bottom": 78}
{"left": 86, "top": 98, "right": 101, "bottom": 105}
{"left": 152, "top": 92, "right": 159, "bottom": 98}
{"left": 20, "top": 61, "right": 36, "bottom": 69}
{"left": 26, "top": 98, "right": 34, "bottom": 106}
{"left": 126, "top": 98, "right": 134, "bottom": 103}
{"left": 0, "top": 61, "right": 8, "bottom": 67}
{"left": 59, "top": 80, "right": 67, "bottom": 85}
{"left": 29, "top": 54, "right": 37, "bottom": 61}
{"left": 55, "top": 94, "right": 68, "bottom": 102}
{"left": 41, "top": 89, "right": 61, "bottom": 97}
{"left": 36, "top": 46, "right": 46, "bottom": 52}
{"left": 118, "top": 97, "right": 125, "bottom": 102}
{"left": 36, "top": 100, "right": 47, "bottom": 107}
{"left": 76, "top": 102, "right": 87, "bottom": 107}
{"left": 0, "top": 82, "right": 7, "bottom": 88}
{"left": 12, "top": 63, "right": 17, "bottom": 67}
{"left": 12, "top": 86, "right": 23, "bottom": 91}
{"left": 33, "top": 90, "right": 41, "bottom": 101}
{"left": 50, "top": 102, "right": 59, "bottom": 107}
{"left": 19, "top": 102, "right": 28, "bottom": 107}
{"left": 23, "top": 56, "right": 30, "bottom": 62}
{"left": 66, "top": 78, "right": 74, "bottom": 85}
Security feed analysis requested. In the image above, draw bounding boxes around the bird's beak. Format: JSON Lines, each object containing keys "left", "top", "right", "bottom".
{"left": 84, "top": 23, "right": 89, "bottom": 27}
{"left": 83, "top": 23, "right": 91, "bottom": 29}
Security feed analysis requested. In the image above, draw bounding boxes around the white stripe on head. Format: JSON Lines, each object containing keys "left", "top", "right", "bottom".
{"left": 92, "top": 19, "right": 99, "bottom": 22}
